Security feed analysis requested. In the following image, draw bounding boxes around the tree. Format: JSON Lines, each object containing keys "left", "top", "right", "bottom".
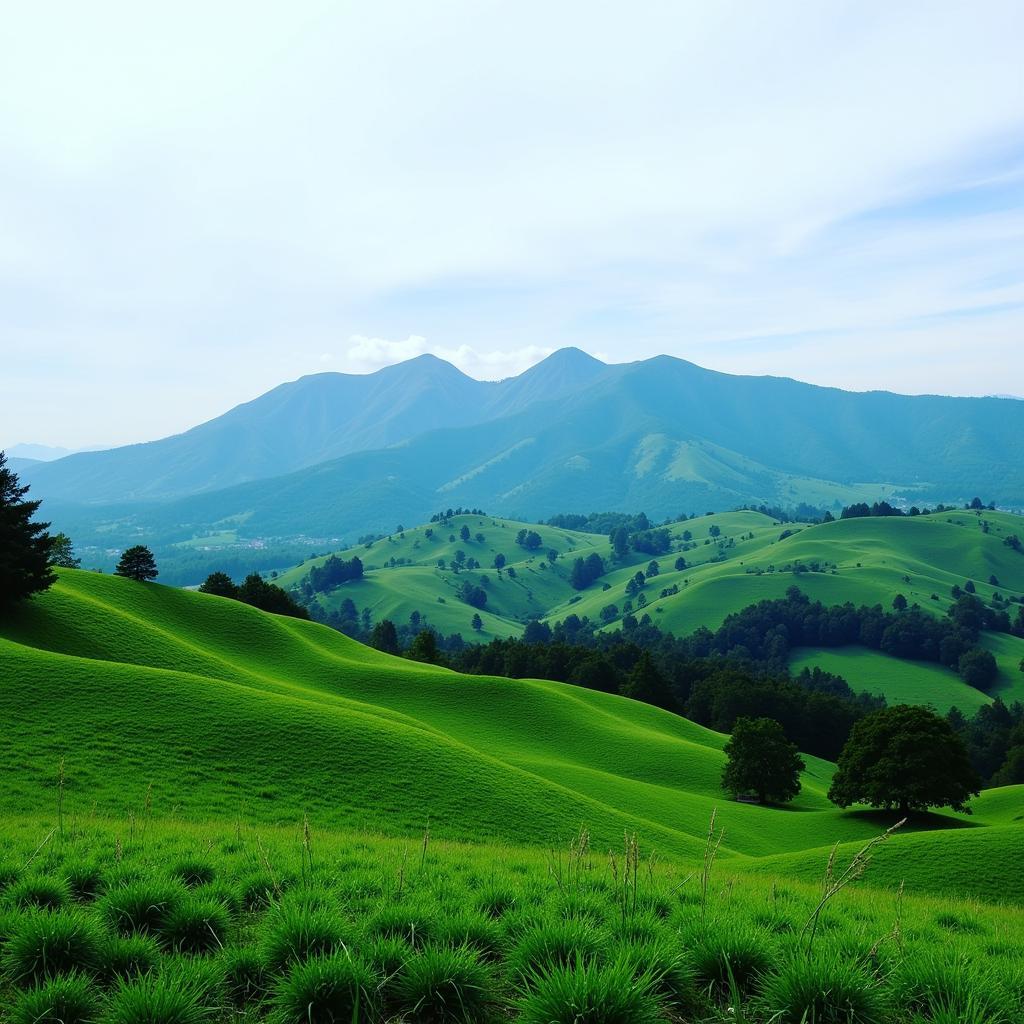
{"left": 49, "top": 533, "right": 80, "bottom": 569}
{"left": 199, "top": 572, "right": 238, "bottom": 598}
{"left": 114, "top": 545, "right": 158, "bottom": 583}
{"left": 828, "top": 705, "right": 981, "bottom": 815}
{"left": 493, "top": 553, "right": 506, "bottom": 569}
{"left": 892, "top": 593, "right": 907, "bottom": 612}
{"left": 721, "top": 717, "right": 804, "bottom": 804}
{"left": 958, "top": 647, "right": 998, "bottom": 690}
{"left": 460, "top": 525, "right": 471, "bottom": 542}
{"left": 0, "top": 451, "right": 56, "bottom": 603}
{"left": 408, "top": 629, "right": 442, "bottom": 665}
{"left": 370, "top": 619, "right": 400, "bottom": 655}
{"left": 236, "top": 574, "right": 309, "bottom": 618}
{"left": 471, "top": 613, "right": 483, "bottom": 632}
{"left": 620, "top": 652, "right": 676, "bottom": 712}
{"left": 674, "top": 556, "right": 687, "bottom": 572}
{"left": 523, "top": 619, "right": 552, "bottom": 644}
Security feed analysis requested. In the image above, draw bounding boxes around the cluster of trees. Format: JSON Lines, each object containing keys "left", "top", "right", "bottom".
{"left": 722, "top": 704, "right": 984, "bottom": 814}
{"left": 199, "top": 571, "right": 309, "bottom": 619}
{"left": 429, "top": 507, "right": 486, "bottom": 524}
{"left": 948, "top": 698, "right": 1024, "bottom": 786}
{"left": 839, "top": 498, "right": 987, "bottom": 520}
{"left": 515, "top": 529, "right": 543, "bottom": 550}
{"left": 458, "top": 579, "right": 488, "bottom": 609}
{"left": 304, "top": 554, "right": 363, "bottom": 593}
{"left": 706, "top": 587, "right": 1003, "bottom": 690}
{"left": 569, "top": 553, "right": 606, "bottom": 590}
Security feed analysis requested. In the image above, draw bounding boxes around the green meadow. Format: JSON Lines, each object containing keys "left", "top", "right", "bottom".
{"left": 1, "top": 570, "right": 1023, "bottom": 1020}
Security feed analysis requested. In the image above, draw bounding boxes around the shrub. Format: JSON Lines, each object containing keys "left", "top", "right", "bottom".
{"left": 391, "top": 944, "right": 495, "bottom": 1022}
{"left": 220, "top": 947, "right": 269, "bottom": 1008}
{"left": 168, "top": 861, "right": 216, "bottom": 889}
{"left": 433, "top": 912, "right": 503, "bottom": 961}
{"left": 272, "top": 951, "right": 380, "bottom": 1022}
{"left": 103, "top": 973, "right": 206, "bottom": 1024}
{"left": 100, "top": 881, "right": 182, "bottom": 936}
{"left": 474, "top": 885, "right": 517, "bottom": 919}
{"left": 261, "top": 904, "right": 349, "bottom": 974}
{"left": 5, "top": 876, "right": 70, "bottom": 911}
{"left": 365, "top": 902, "right": 438, "bottom": 950}
{"left": 97, "top": 934, "right": 161, "bottom": 983}
{"left": 893, "top": 950, "right": 1014, "bottom": 1024}
{"left": 759, "top": 949, "right": 888, "bottom": 1023}
{"left": 688, "top": 919, "right": 773, "bottom": 998}
{"left": 66, "top": 863, "right": 106, "bottom": 903}
{"left": 11, "top": 972, "right": 99, "bottom": 1024}
{"left": 508, "top": 919, "right": 604, "bottom": 983}
{"left": 618, "top": 937, "right": 702, "bottom": 1015}
{"left": 3, "top": 910, "right": 102, "bottom": 985}
{"left": 160, "top": 897, "right": 229, "bottom": 954}
{"left": 518, "top": 955, "right": 662, "bottom": 1024}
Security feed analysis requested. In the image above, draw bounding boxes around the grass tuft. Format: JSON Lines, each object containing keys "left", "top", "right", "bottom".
{"left": 391, "top": 944, "right": 495, "bottom": 1022}
{"left": 3, "top": 909, "right": 102, "bottom": 985}
{"left": 10, "top": 972, "right": 99, "bottom": 1024}
{"left": 272, "top": 950, "right": 380, "bottom": 1022}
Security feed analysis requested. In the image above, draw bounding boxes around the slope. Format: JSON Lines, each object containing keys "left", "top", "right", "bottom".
{"left": 4, "top": 570, "right": 1011, "bottom": 865}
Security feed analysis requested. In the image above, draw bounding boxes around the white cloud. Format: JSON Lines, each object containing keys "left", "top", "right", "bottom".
{"left": 343, "top": 335, "right": 555, "bottom": 381}
{"left": 0, "top": 0, "right": 1022, "bottom": 444}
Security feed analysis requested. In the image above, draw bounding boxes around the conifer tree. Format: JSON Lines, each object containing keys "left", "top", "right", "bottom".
{"left": 0, "top": 451, "right": 56, "bottom": 603}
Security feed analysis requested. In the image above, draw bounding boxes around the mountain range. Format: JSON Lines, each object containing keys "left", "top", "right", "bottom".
{"left": 17, "top": 350, "right": 1024, "bottom": 575}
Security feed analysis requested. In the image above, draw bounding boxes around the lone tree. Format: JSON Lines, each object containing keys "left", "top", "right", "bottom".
{"left": 471, "top": 612, "right": 483, "bottom": 632}
{"left": 0, "top": 451, "right": 56, "bottom": 603}
{"left": 828, "top": 705, "right": 981, "bottom": 815}
{"left": 114, "top": 545, "right": 158, "bottom": 583}
{"left": 721, "top": 717, "right": 805, "bottom": 805}
{"left": 50, "top": 533, "right": 80, "bottom": 569}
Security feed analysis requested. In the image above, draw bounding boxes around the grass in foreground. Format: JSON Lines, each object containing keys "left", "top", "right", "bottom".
{"left": 0, "top": 814, "right": 1022, "bottom": 1023}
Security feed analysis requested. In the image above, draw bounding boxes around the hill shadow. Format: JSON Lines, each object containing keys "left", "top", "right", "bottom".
{"left": 843, "top": 808, "right": 980, "bottom": 833}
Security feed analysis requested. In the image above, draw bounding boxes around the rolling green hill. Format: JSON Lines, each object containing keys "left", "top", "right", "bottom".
{"left": 4, "top": 570, "right": 1020, "bottom": 875}
{"left": 276, "top": 508, "right": 1024, "bottom": 715}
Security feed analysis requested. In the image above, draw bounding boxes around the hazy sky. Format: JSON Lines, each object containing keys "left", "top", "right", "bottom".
{"left": 3, "top": 1, "right": 1023, "bottom": 448}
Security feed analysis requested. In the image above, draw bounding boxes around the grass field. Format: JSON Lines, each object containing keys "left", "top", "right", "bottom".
{"left": 1, "top": 813, "right": 1022, "bottom": 1023}
{"left": 789, "top": 643, "right": 1024, "bottom": 714}
{"left": 2, "top": 571, "right": 1023, "bottom": 1021}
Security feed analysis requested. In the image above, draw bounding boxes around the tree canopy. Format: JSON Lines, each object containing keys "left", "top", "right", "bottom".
{"left": 828, "top": 705, "right": 981, "bottom": 814}
{"left": 114, "top": 545, "right": 158, "bottom": 583}
{"left": 721, "top": 716, "right": 805, "bottom": 804}
{"left": 0, "top": 451, "right": 56, "bottom": 603}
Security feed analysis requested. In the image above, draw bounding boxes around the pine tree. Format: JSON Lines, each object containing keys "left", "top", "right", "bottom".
{"left": 0, "top": 451, "right": 56, "bottom": 603}
{"left": 114, "top": 545, "right": 159, "bottom": 583}
{"left": 50, "top": 533, "right": 80, "bottom": 569}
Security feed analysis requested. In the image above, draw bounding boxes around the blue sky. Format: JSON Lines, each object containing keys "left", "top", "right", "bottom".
{"left": 2, "top": 0, "right": 1022, "bottom": 448}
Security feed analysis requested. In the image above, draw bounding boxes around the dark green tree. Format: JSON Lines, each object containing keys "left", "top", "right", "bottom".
{"left": 958, "top": 647, "right": 998, "bottom": 690}
{"left": 408, "top": 629, "right": 442, "bottom": 665}
{"left": 892, "top": 593, "right": 907, "bottom": 612}
{"left": 114, "top": 545, "right": 158, "bottom": 583}
{"left": 459, "top": 525, "right": 471, "bottom": 542}
{"left": 828, "top": 705, "right": 981, "bottom": 815}
{"left": 370, "top": 619, "right": 400, "bottom": 655}
{"left": 0, "top": 452, "right": 56, "bottom": 603}
{"left": 493, "top": 553, "right": 506, "bottom": 569}
{"left": 50, "top": 533, "right": 80, "bottom": 569}
{"left": 620, "top": 652, "right": 676, "bottom": 712}
{"left": 471, "top": 613, "right": 483, "bottom": 632}
{"left": 198, "top": 571, "right": 238, "bottom": 598}
{"left": 721, "top": 717, "right": 804, "bottom": 804}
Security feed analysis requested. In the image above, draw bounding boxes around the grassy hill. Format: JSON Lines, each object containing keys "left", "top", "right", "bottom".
{"left": 3, "top": 570, "right": 1021, "bottom": 870}
{"left": 277, "top": 508, "right": 1024, "bottom": 714}
{"left": 2, "top": 571, "right": 1023, "bottom": 1020}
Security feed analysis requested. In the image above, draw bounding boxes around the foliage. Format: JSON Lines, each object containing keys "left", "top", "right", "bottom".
{"left": 829, "top": 705, "right": 982, "bottom": 813}
{"left": 0, "top": 451, "right": 56, "bottom": 603}
{"left": 114, "top": 545, "right": 159, "bottom": 583}
{"left": 721, "top": 716, "right": 805, "bottom": 804}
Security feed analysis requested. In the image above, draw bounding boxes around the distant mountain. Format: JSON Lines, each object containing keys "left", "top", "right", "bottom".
{"left": 6, "top": 443, "right": 78, "bottom": 461}
{"left": 21, "top": 349, "right": 611, "bottom": 503}
{"left": 38, "top": 353, "right": 1024, "bottom": 578}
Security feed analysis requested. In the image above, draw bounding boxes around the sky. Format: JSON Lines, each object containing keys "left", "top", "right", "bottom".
{"left": 2, "top": 1, "right": 1023, "bottom": 449}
